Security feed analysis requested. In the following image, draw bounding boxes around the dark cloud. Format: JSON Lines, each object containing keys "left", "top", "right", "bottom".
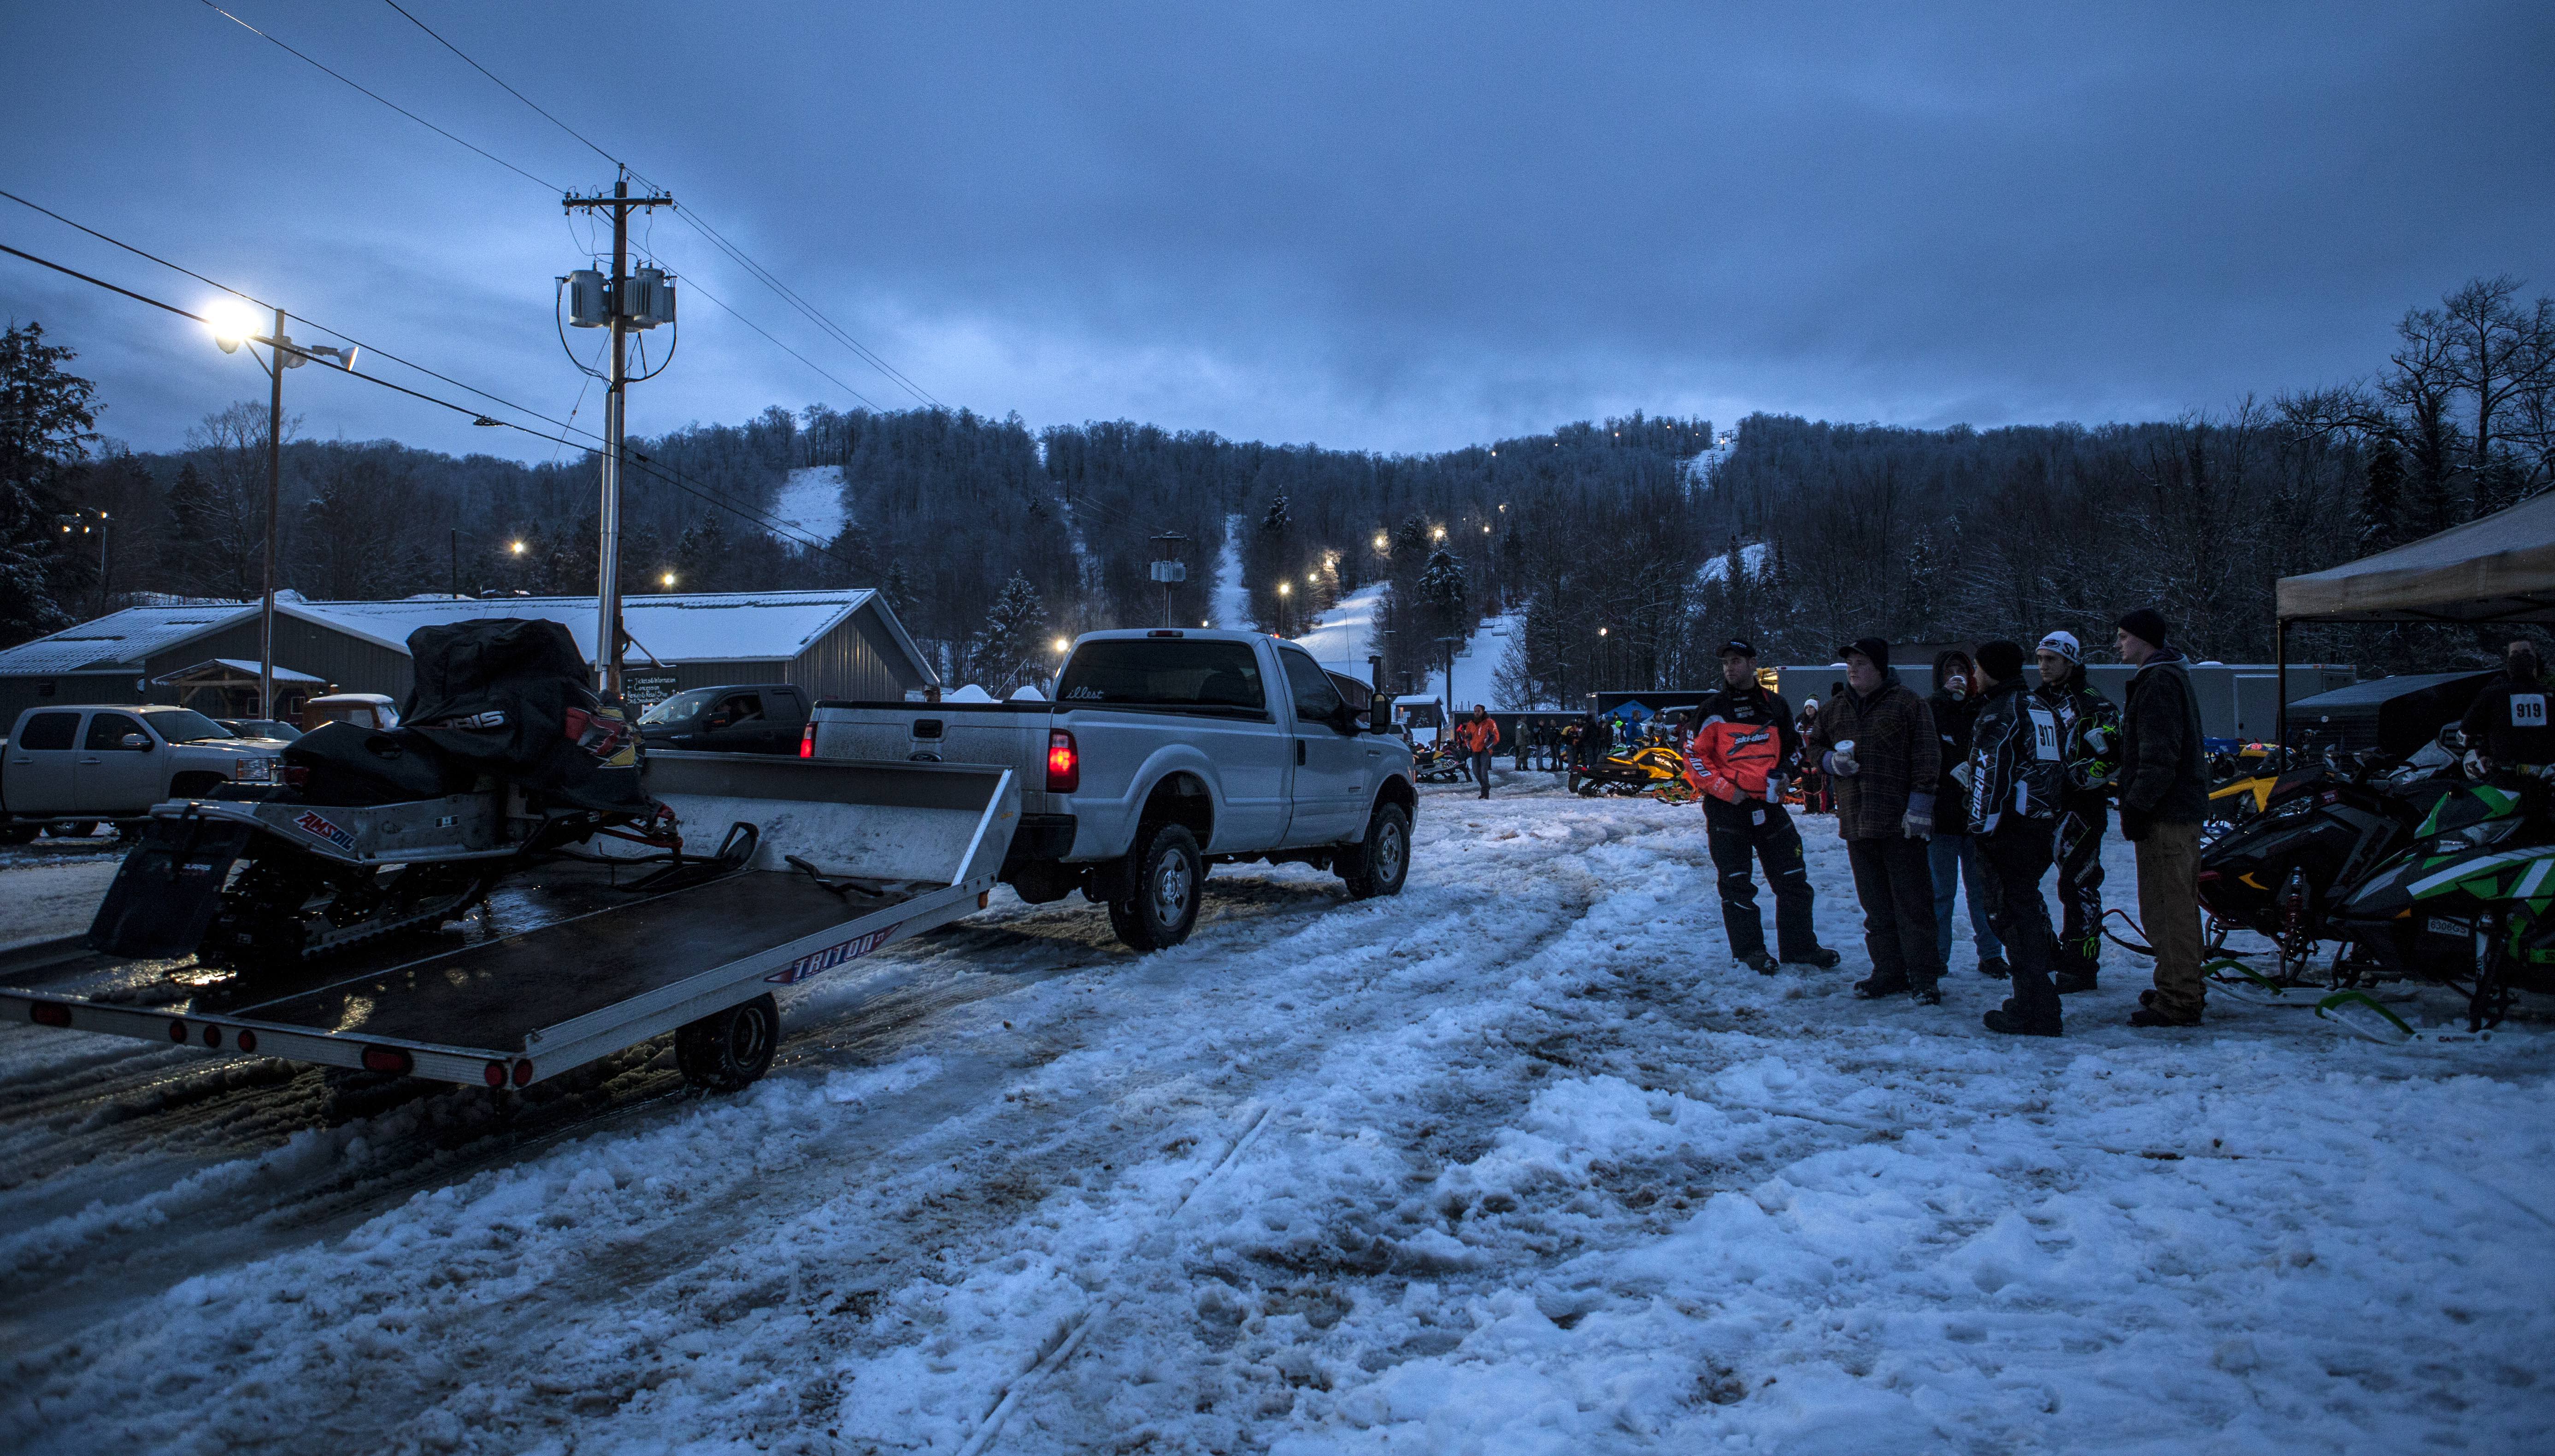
{"left": 2, "top": 1, "right": 2549, "bottom": 460}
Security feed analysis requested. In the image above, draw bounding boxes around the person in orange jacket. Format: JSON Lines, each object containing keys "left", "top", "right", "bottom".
{"left": 1454, "top": 704, "right": 1502, "bottom": 799}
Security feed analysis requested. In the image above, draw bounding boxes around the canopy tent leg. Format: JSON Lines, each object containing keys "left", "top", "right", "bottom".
{"left": 2275, "top": 617, "right": 2289, "bottom": 749}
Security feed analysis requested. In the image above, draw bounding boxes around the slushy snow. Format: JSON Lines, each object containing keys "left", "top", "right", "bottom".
{"left": 4, "top": 787, "right": 2551, "bottom": 1453}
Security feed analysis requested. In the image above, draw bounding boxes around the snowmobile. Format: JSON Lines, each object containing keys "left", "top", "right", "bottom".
{"left": 1574, "top": 743, "right": 1691, "bottom": 798}
{"left": 1413, "top": 740, "right": 1470, "bottom": 784}
{"left": 2332, "top": 775, "right": 2555, "bottom": 1032}
{"left": 87, "top": 618, "right": 743, "bottom": 967}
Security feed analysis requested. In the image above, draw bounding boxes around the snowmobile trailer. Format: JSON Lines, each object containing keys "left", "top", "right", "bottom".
{"left": 0, "top": 751, "right": 1019, "bottom": 1093}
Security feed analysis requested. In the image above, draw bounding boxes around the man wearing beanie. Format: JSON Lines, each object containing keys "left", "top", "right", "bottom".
{"left": 1803, "top": 637, "right": 1945, "bottom": 1004}
{"left": 2033, "top": 630, "right": 2120, "bottom": 994}
{"left": 1966, "top": 639, "right": 2066, "bottom": 1035}
{"left": 2115, "top": 608, "right": 2208, "bottom": 1027}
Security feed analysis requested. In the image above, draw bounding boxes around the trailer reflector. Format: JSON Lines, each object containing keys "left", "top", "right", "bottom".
{"left": 362, "top": 1046, "right": 414, "bottom": 1075}
{"left": 202, "top": 1025, "right": 222, "bottom": 1048}
{"left": 483, "top": 1060, "right": 507, "bottom": 1087}
{"left": 168, "top": 1019, "right": 188, "bottom": 1042}
{"left": 512, "top": 1059, "right": 534, "bottom": 1087}
{"left": 29, "top": 1002, "right": 70, "bottom": 1028}
{"left": 236, "top": 1028, "right": 258, "bottom": 1052}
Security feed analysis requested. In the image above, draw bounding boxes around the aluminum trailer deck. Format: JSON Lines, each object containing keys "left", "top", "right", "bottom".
{"left": 2, "top": 752, "right": 1020, "bottom": 1092}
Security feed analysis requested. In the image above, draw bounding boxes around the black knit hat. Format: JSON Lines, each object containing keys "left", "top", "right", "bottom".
{"left": 1839, "top": 637, "right": 1890, "bottom": 668}
{"left": 2117, "top": 607, "right": 2170, "bottom": 649}
{"left": 1975, "top": 639, "right": 2025, "bottom": 681}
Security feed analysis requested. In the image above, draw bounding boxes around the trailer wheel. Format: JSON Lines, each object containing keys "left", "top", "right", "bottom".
{"left": 1338, "top": 803, "right": 1411, "bottom": 901}
{"left": 1108, "top": 823, "right": 1202, "bottom": 951}
{"left": 48, "top": 820, "right": 101, "bottom": 839}
{"left": 676, "top": 993, "right": 780, "bottom": 1092}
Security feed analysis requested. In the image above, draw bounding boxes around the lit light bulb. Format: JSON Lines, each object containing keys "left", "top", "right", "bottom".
{"left": 204, "top": 299, "right": 258, "bottom": 354}
{"left": 510, "top": 540, "right": 527, "bottom": 554}
{"left": 1053, "top": 636, "right": 1071, "bottom": 653}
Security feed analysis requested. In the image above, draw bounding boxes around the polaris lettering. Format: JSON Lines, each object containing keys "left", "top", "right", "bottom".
{"left": 765, "top": 922, "right": 905, "bottom": 985}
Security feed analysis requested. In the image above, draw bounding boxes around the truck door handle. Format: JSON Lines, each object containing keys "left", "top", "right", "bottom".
{"left": 1296, "top": 740, "right": 1307, "bottom": 766}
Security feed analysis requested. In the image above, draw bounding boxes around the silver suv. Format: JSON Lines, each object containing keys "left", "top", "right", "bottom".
{"left": 2, "top": 705, "right": 286, "bottom": 841}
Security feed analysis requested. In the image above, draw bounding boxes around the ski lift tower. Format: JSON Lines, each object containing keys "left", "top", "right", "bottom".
{"left": 1149, "top": 531, "right": 1188, "bottom": 628}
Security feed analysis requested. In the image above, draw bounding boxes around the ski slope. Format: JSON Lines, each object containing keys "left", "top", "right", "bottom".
{"left": 769, "top": 464, "right": 848, "bottom": 546}
{"left": 1213, "top": 514, "right": 1251, "bottom": 629}
{"left": 6, "top": 805, "right": 2548, "bottom": 1453}
{"left": 1291, "top": 582, "right": 1383, "bottom": 675}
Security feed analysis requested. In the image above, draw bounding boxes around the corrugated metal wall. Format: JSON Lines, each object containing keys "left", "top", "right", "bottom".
{"left": 158, "top": 617, "right": 415, "bottom": 702}
{"left": 788, "top": 606, "right": 925, "bottom": 701}
{"left": 0, "top": 671, "right": 147, "bottom": 729}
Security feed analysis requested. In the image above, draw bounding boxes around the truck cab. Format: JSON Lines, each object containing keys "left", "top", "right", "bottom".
{"left": 637, "top": 683, "right": 813, "bottom": 754}
{"left": 2, "top": 705, "right": 284, "bottom": 840}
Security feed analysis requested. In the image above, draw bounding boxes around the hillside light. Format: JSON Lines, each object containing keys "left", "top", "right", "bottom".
{"left": 1277, "top": 582, "right": 1290, "bottom": 597}
{"left": 1052, "top": 636, "right": 1071, "bottom": 654}
{"left": 1431, "top": 525, "right": 1446, "bottom": 541}
{"left": 510, "top": 540, "right": 527, "bottom": 555}
{"left": 1599, "top": 627, "right": 1609, "bottom": 637}
{"left": 1373, "top": 533, "right": 1388, "bottom": 551}
{"left": 660, "top": 571, "right": 676, "bottom": 588}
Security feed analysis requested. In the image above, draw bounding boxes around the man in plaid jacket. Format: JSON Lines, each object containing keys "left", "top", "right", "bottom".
{"left": 1804, "top": 637, "right": 1944, "bottom": 1004}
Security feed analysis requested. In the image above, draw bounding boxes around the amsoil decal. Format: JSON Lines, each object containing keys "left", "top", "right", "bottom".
{"left": 765, "top": 922, "right": 904, "bottom": 985}
{"left": 293, "top": 810, "right": 357, "bottom": 853}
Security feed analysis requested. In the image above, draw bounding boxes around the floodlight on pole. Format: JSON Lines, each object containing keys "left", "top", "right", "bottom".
{"left": 205, "top": 299, "right": 257, "bottom": 354}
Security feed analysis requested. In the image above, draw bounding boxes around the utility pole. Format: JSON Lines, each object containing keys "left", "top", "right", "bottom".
{"left": 564, "top": 168, "right": 675, "bottom": 694}
{"left": 261, "top": 305, "right": 283, "bottom": 722}
{"left": 1149, "top": 531, "right": 1188, "bottom": 628}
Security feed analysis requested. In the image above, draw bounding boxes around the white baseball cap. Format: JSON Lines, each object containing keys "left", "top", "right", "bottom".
{"left": 2036, "top": 630, "right": 2082, "bottom": 664}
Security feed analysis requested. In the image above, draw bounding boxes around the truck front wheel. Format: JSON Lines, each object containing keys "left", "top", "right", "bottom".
{"left": 1108, "top": 823, "right": 1202, "bottom": 951}
{"left": 1339, "top": 803, "right": 1411, "bottom": 901}
{"left": 675, "top": 993, "right": 780, "bottom": 1092}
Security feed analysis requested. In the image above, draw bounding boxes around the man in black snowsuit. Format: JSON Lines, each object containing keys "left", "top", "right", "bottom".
{"left": 2459, "top": 640, "right": 2555, "bottom": 775}
{"left": 2032, "top": 630, "right": 2120, "bottom": 995}
{"left": 1968, "top": 640, "right": 2069, "bottom": 1037}
{"left": 1694, "top": 640, "right": 1840, "bottom": 975}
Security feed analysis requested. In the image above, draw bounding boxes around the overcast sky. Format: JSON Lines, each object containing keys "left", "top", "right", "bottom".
{"left": 3, "top": 2, "right": 2551, "bottom": 462}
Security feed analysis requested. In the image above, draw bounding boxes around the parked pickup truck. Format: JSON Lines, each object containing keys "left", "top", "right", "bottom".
{"left": 638, "top": 683, "right": 813, "bottom": 755}
{"left": 805, "top": 629, "right": 1417, "bottom": 949}
{"left": 2, "top": 704, "right": 288, "bottom": 842}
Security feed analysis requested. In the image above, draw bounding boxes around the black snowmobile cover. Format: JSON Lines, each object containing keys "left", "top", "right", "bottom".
{"left": 399, "top": 617, "right": 652, "bottom": 816}
{"left": 283, "top": 721, "right": 471, "bottom": 806}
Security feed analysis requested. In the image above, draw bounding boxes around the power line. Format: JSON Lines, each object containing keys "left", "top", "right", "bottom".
{"left": 355, "top": 1, "right": 942, "bottom": 408}
{"left": 196, "top": 0, "right": 560, "bottom": 193}
{"left": 680, "top": 273, "right": 883, "bottom": 411}
{"left": 0, "top": 238, "right": 852, "bottom": 559}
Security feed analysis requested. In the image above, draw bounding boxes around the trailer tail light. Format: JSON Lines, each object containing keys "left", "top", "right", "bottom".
{"left": 1046, "top": 730, "right": 1080, "bottom": 793}
{"left": 235, "top": 1029, "right": 257, "bottom": 1053}
{"left": 282, "top": 765, "right": 310, "bottom": 789}
{"left": 800, "top": 722, "right": 817, "bottom": 759}
{"left": 512, "top": 1060, "right": 534, "bottom": 1088}
{"left": 484, "top": 1060, "right": 508, "bottom": 1088}
{"left": 168, "top": 1019, "right": 188, "bottom": 1042}
{"left": 362, "top": 1046, "right": 414, "bottom": 1075}
{"left": 202, "top": 1025, "right": 222, "bottom": 1048}
{"left": 29, "top": 1002, "right": 70, "bottom": 1028}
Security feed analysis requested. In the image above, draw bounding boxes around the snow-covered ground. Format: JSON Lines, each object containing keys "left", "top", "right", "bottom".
{"left": 1213, "top": 515, "right": 1251, "bottom": 630}
{"left": 0, "top": 849, "right": 123, "bottom": 951}
{"left": 771, "top": 465, "right": 849, "bottom": 547}
{"left": 1697, "top": 542, "right": 1770, "bottom": 583}
{"left": 6, "top": 789, "right": 2553, "bottom": 1454}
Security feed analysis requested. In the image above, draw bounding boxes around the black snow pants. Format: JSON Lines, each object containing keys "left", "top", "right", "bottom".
{"left": 1845, "top": 835, "right": 1942, "bottom": 992}
{"left": 1980, "top": 820, "right": 2062, "bottom": 1033}
{"left": 2051, "top": 801, "right": 2106, "bottom": 979}
{"left": 1703, "top": 796, "right": 1819, "bottom": 962}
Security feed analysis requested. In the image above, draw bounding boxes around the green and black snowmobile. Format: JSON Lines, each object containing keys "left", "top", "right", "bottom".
{"left": 2332, "top": 779, "right": 2555, "bottom": 1032}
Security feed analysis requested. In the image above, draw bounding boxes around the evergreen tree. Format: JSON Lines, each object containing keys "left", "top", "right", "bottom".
{"left": 0, "top": 323, "right": 96, "bottom": 644}
{"left": 673, "top": 513, "right": 732, "bottom": 591}
{"left": 2360, "top": 439, "right": 2404, "bottom": 549}
{"left": 965, "top": 571, "right": 1046, "bottom": 693}
{"left": 1419, "top": 547, "right": 1467, "bottom": 641}
{"left": 881, "top": 559, "right": 915, "bottom": 620}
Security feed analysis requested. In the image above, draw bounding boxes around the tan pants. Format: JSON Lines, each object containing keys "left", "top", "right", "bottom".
{"left": 2135, "top": 820, "right": 2206, "bottom": 1017}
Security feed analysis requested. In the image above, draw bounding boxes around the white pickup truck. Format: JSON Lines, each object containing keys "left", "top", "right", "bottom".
{"left": 2, "top": 704, "right": 288, "bottom": 842}
{"left": 805, "top": 628, "right": 1417, "bottom": 949}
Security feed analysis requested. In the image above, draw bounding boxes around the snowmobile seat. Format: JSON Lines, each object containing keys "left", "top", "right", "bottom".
{"left": 283, "top": 722, "right": 471, "bottom": 807}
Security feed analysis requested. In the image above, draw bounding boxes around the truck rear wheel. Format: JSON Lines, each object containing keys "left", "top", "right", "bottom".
{"left": 675, "top": 992, "right": 779, "bottom": 1092}
{"left": 1108, "top": 823, "right": 1202, "bottom": 951}
{"left": 1339, "top": 803, "right": 1411, "bottom": 901}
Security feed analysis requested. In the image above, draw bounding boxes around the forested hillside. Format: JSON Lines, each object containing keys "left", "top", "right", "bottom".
{"left": 5, "top": 275, "right": 2548, "bottom": 692}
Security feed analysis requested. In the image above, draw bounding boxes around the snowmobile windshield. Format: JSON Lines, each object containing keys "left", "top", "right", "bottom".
{"left": 1056, "top": 640, "right": 1268, "bottom": 718}
{"left": 640, "top": 687, "right": 724, "bottom": 726}
{"left": 137, "top": 708, "right": 235, "bottom": 743}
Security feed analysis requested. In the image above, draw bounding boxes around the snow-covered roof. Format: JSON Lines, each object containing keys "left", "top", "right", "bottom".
{"left": 151, "top": 658, "right": 329, "bottom": 686}
{"left": 283, "top": 590, "right": 927, "bottom": 676}
{"left": 0, "top": 603, "right": 257, "bottom": 675}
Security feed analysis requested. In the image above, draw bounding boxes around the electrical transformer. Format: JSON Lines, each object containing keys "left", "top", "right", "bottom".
{"left": 566, "top": 270, "right": 609, "bottom": 328}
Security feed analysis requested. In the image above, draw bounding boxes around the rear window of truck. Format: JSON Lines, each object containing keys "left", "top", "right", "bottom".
{"left": 1056, "top": 641, "right": 1267, "bottom": 717}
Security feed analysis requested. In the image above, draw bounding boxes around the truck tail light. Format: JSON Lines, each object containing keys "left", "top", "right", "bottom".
{"left": 1046, "top": 729, "right": 1080, "bottom": 793}
{"left": 800, "top": 721, "right": 817, "bottom": 759}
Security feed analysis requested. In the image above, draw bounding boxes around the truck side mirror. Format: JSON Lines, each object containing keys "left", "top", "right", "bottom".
{"left": 122, "top": 734, "right": 152, "bottom": 751}
{"left": 1368, "top": 698, "right": 1389, "bottom": 734}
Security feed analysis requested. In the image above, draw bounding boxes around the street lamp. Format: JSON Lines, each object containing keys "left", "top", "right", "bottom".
{"left": 207, "top": 299, "right": 354, "bottom": 719}
{"left": 660, "top": 570, "right": 677, "bottom": 589}
{"left": 1373, "top": 532, "right": 1388, "bottom": 552}
{"left": 1277, "top": 581, "right": 1291, "bottom": 636}
{"left": 1052, "top": 636, "right": 1071, "bottom": 654}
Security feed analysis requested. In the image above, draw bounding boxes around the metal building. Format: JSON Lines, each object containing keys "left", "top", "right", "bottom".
{"left": 0, "top": 589, "right": 936, "bottom": 723}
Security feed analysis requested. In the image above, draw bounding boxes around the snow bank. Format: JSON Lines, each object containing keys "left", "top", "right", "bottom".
{"left": 770, "top": 464, "right": 848, "bottom": 546}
